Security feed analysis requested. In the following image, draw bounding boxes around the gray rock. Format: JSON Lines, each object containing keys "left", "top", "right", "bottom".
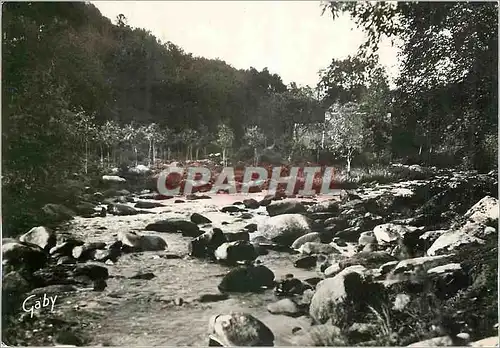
{"left": 19, "top": 226, "right": 56, "bottom": 251}
{"left": 291, "top": 232, "right": 322, "bottom": 250}
{"left": 208, "top": 312, "right": 274, "bottom": 346}
{"left": 258, "top": 214, "right": 311, "bottom": 246}
{"left": 266, "top": 201, "right": 306, "bottom": 217}
{"left": 145, "top": 218, "right": 201, "bottom": 237}
{"left": 267, "top": 298, "right": 301, "bottom": 316}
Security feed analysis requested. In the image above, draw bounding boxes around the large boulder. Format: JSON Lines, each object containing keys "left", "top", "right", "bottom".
{"left": 101, "top": 175, "right": 126, "bottom": 183}
{"left": 309, "top": 265, "right": 383, "bottom": 325}
{"left": 291, "top": 232, "right": 322, "bottom": 250}
{"left": 267, "top": 298, "right": 301, "bottom": 317}
{"left": 214, "top": 241, "right": 257, "bottom": 264}
{"left": 243, "top": 198, "right": 260, "bottom": 209}
{"left": 373, "top": 223, "right": 420, "bottom": 245}
{"left": 426, "top": 222, "right": 495, "bottom": 256}
{"left": 290, "top": 324, "right": 346, "bottom": 346}
{"left": 134, "top": 201, "right": 164, "bottom": 209}
{"left": 298, "top": 242, "right": 338, "bottom": 256}
{"left": 145, "top": 218, "right": 202, "bottom": 237}
{"left": 41, "top": 203, "right": 75, "bottom": 223}
{"left": 266, "top": 201, "right": 306, "bottom": 217}
{"left": 462, "top": 196, "right": 498, "bottom": 225}
{"left": 19, "top": 226, "right": 56, "bottom": 251}
{"left": 208, "top": 312, "right": 274, "bottom": 346}
{"left": 258, "top": 214, "right": 311, "bottom": 246}
{"left": 190, "top": 212, "right": 212, "bottom": 224}
{"left": 218, "top": 265, "right": 275, "bottom": 293}
{"left": 391, "top": 255, "right": 452, "bottom": 276}
{"left": 2, "top": 241, "right": 48, "bottom": 273}
{"left": 107, "top": 203, "right": 138, "bottom": 216}
{"left": 75, "top": 202, "right": 98, "bottom": 217}
{"left": 188, "top": 228, "right": 227, "bottom": 258}
{"left": 306, "top": 200, "right": 340, "bottom": 214}
{"left": 118, "top": 231, "right": 167, "bottom": 252}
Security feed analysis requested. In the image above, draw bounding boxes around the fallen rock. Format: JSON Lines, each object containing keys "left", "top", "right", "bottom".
{"left": 214, "top": 241, "right": 257, "bottom": 264}
{"left": 274, "top": 275, "right": 312, "bottom": 296}
{"left": 2, "top": 241, "right": 48, "bottom": 272}
{"left": 298, "top": 242, "right": 338, "bottom": 256}
{"left": 190, "top": 212, "right": 212, "bottom": 224}
{"left": 373, "top": 223, "right": 420, "bottom": 244}
{"left": 198, "top": 293, "right": 229, "bottom": 303}
{"left": 358, "top": 231, "right": 377, "bottom": 246}
{"left": 339, "top": 251, "right": 397, "bottom": 270}
{"left": 309, "top": 265, "right": 379, "bottom": 324}
{"left": 19, "top": 226, "right": 56, "bottom": 251}
{"left": 218, "top": 265, "right": 275, "bottom": 293}
{"left": 224, "top": 231, "right": 250, "bottom": 242}
{"left": 243, "top": 198, "right": 260, "bottom": 209}
{"left": 291, "top": 233, "right": 322, "bottom": 250}
{"left": 392, "top": 254, "right": 452, "bottom": 276}
{"left": 145, "top": 219, "right": 201, "bottom": 237}
{"left": 208, "top": 312, "right": 275, "bottom": 346}
{"left": 102, "top": 175, "right": 126, "bottom": 183}
{"left": 290, "top": 324, "right": 346, "bottom": 346}
{"left": 267, "top": 298, "right": 301, "bottom": 317}
{"left": 42, "top": 203, "right": 75, "bottom": 223}
{"left": 189, "top": 228, "right": 227, "bottom": 258}
{"left": 307, "top": 200, "right": 340, "bottom": 214}
{"left": 118, "top": 231, "right": 168, "bottom": 252}
{"left": 221, "top": 205, "right": 242, "bottom": 213}
{"left": 134, "top": 201, "right": 164, "bottom": 209}
{"left": 107, "top": 203, "right": 138, "bottom": 216}
{"left": 258, "top": 214, "right": 311, "bottom": 247}
{"left": 293, "top": 255, "right": 318, "bottom": 269}
{"left": 75, "top": 202, "right": 98, "bottom": 217}
{"left": 427, "top": 222, "right": 493, "bottom": 256}
{"left": 72, "top": 242, "right": 106, "bottom": 261}
{"left": 266, "top": 201, "right": 306, "bottom": 217}
{"left": 463, "top": 196, "right": 498, "bottom": 225}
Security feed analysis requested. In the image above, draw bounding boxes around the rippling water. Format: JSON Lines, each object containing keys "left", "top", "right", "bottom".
{"left": 59, "top": 192, "right": 340, "bottom": 346}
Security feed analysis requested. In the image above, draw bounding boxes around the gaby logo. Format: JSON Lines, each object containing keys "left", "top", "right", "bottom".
{"left": 157, "top": 166, "right": 338, "bottom": 196}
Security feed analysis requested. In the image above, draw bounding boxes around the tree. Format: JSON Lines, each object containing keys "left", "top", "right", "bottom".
{"left": 324, "top": 102, "right": 365, "bottom": 174}
{"left": 322, "top": 1, "right": 498, "bottom": 169}
{"left": 143, "top": 123, "right": 160, "bottom": 166}
{"left": 74, "top": 110, "right": 97, "bottom": 175}
{"left": 244, "top": 125, "right": 266, "bottom": 166}
{"left": 180, "top": 128, "right": 198, "bottom": 161}
{"left": 122, "top": 123, "right": 143, "bottom": 166}
{"left": 216, "top": 123, "right": 234, "bottom": 167}
{"left": 100, "top": 120, "right": 121, "bottom": 166}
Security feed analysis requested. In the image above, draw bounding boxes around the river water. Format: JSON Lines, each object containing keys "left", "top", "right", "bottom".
{"left": 56, "top": 192, "right": 343, "bottom": 346}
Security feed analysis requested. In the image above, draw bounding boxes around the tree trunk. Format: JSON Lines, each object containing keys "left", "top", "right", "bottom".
{"left": 134, "top": 146, "right": 138, "bottom": 167}
{"left": 167, "top": 146, "right": 171, "bottom": 161}
{"left": 148, "top": 140, "right": 152, "bottom": 166}
{"left": 254, "top": 147, "right": 258, "bottom": 166}
{"left": 84, "top": 140, "right": 88, "bottom": 174}
{"left": 346, "top": 150, "right": 352, "bottom": 176}
{"left": 100, "top": 144, "right": 104, "bottom": 166}
{"left": 195, "top": 147, "right": 199, "bottom": 160}
{"left": 152, "top": 141, "right": 156, "bottom": 166}
{"left": 223, "top": 148, "right": 226, "bottom": 167}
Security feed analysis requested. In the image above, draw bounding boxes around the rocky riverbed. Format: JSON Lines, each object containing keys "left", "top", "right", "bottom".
{"left": 2, "top": 167, "right": 499, "bottom": 346}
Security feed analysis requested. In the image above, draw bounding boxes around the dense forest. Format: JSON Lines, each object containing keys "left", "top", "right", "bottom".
{"left": 2, "top": 1, "right": 498, "bottom": 235}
